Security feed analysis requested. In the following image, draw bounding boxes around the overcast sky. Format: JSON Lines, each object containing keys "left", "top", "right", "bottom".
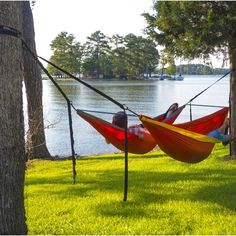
{"left": 32, "top": 0, "right": 225, "bottom": 68}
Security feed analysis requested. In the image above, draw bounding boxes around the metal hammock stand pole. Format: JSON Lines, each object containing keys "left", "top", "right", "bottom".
{"left": 187, "top": 103, "right": 226, "bottom": 108}
{"left": 187, "top": 103, "right": 227, "bottom": 121}
{"left": 123, "top": 109, "right": 129, "bottom": 202}
{"left": 32, "top": 59, "right": 77, "bottom": 184}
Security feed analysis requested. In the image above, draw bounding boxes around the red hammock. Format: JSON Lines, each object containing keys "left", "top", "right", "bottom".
{"left": 140, "top": 107, "right": 228, "bottom": 163}
{"left": 77, "top": 105, "right": 185, "bottom": 154}
{"left": 175, "top": 107, "right": 229, "bottom": 134}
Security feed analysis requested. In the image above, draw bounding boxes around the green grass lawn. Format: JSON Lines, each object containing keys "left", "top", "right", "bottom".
{"left": 25, "top": 145, "right": 236, "bottom": 235}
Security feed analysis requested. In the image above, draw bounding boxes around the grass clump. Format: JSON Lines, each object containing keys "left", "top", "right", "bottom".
{"left": 25, "top": 145, "right": 236, "bottom": 234}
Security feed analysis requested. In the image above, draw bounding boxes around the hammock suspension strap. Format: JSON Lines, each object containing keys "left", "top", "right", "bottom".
{"left": 187, "top": 70, "right": 233, "bottom": 104}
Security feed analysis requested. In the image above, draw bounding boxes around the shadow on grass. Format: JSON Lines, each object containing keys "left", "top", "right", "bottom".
{"left": 26, "top": 158, "right": 236, "bottom": 218}
{"left": 91, "top": 168, "right": 236, "bottom": 219}
{"left": 25, "top": 152, "right": 166, "bottom": 187}
{"left": 80, "top": 152, "right": 166, "bottom": 161}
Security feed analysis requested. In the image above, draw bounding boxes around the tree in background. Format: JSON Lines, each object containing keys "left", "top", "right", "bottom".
{"left": 48, "top": 31, "right": 160, "bottom": 79}
{"left": 47, "top": 31, "right": 82, "bottom": 77}
{"left": 83, "top": 30, "right": 111, "bottom": 78}
{"left": 123, "top": 33, "right": 159, "bottom": 78}
{"left": 166, "top": 63, "right": 176, "bottom": 76}
{"left": 109, "top": 34, "right": 127, "bottom": 78}
{"left": 139, "top": 37, "right": 160, "bottom": 77}
{"left": 0, "top": 1, "right": 27, "bottom": 233}
{"left": 126, "top": 34, "right": 158, "bottom": 77}
{"left": 22, "top": 1, "right": 51, "bottom": 158}
{"left": 143, "top": 1, "right": 236, "bottom": 156}
{"left": 124, "top": 33, "right": 141, "bottom": 77}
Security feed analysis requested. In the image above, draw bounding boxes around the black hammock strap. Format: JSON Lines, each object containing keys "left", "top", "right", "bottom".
{"left": 78, "top": 109, "right": 136, "bottom": 116}
{"left": 187, "top": 70, "right": 233, "bottom": 104}
{"left": 0, "top": 25, "right": 23, "bottom": 38}
{"left": 37, "top": 56, "right": 126, "bottom": 110}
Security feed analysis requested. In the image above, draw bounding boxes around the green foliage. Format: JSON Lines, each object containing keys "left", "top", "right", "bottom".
{"left": 181, "top": 64, "right": 213, "bottom": 75}
{"left": 155, "top": 64, "right": 228, "bottom": 75}
{"left": 25, "top": 145, "right": 236, "bottom": 234}
{"left": 159, "top": 53, "right": 174, "bottom": 68}
{"left": 143, "top": 2, "right": 236, "bottom": 59}
{"left": 83, "top": 31, "right": 110, "bottom": 78}
{"left": 48, "top": 31, "right": 159, "bottom": 79}
{"left": 124, "top": 34, "right": 159, "bottom": 77}
{"left": 175, "top": 64, "right": 229, "bottom": 75}
{"left": 47, "top": 32, "right": 82, "bottom": 77}
{"left": 110, "top": 46, "right": 128, "bottom": 78}
{"left": 166, "top": 63, "right": 176, "bottom": 75}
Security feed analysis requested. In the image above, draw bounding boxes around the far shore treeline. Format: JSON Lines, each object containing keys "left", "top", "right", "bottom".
{"left": 46, "top": 31, "right": 228, "bottom": 80}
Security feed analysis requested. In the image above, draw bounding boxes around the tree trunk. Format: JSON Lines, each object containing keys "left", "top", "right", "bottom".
{"left": 229, "top": 47, "right": 236, "bottom": 157}
{"left": 0, "top": 2, "right": 27, "bottom": 234}
{"left": 22, "top": 1, "right": 51, "bottom": 159}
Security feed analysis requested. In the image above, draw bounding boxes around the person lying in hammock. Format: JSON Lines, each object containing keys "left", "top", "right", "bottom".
{"left": 106, "top": 104, "right": 179, "bottom": 143}
{"left": 164, "top": 102, "right": 179, "bottom": 121}
{"left": 207, "top": 118, "right": 235, "bottom": 145}
{"left": 105, "top": 111, "right": 149, "bottom": 143}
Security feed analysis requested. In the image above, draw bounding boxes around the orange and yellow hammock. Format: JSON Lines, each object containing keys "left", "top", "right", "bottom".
{"left": 140, "top": 107, "right": 229, "bottom": 163}
{"left": 77, "top": 105, "right": 185, "bottom": 154}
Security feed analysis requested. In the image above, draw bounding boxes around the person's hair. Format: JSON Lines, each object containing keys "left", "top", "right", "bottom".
{"left": 168, "top": 103, "right": 178, "bottom": 111}
{"left": 165, "top": 102, "right": 179, "bottom": 119}
{"left": 112, "top": 111, "right": 127, "bottom": 128}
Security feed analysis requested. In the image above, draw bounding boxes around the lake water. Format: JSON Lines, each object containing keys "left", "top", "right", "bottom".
{"left": 37, "top": 75, "right": 229, "bottom": 157}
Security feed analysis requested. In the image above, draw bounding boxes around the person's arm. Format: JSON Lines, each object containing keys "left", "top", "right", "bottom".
{"left": 129, "top": 126, "right": 148, "bottom": 141}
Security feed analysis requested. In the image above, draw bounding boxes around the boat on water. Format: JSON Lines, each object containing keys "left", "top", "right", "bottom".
{"left": 150, "top": 74, "right": 173, "bottom": 80}
{"left": 164, "top": 74, "right": 184, "bottom": 81}
{"left": 175, "top": 74, "right": 184, "bottom": 80}
{"left": 149, "top": 73, "right": 184, "bottom": 81}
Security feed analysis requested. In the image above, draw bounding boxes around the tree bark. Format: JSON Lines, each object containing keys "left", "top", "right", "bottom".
{"left": 229, "top": 48, "right": 236, "bottom": 157}
{"left": 22, "top": 1, "right": 51, "bottom": 159}
{"left": 0, "top": 2, "right": 27, "bottom": 234}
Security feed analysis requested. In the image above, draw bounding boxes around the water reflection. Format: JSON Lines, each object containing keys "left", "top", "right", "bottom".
{"left": 40, "top": 75, "right": 229, "bottom": 157}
